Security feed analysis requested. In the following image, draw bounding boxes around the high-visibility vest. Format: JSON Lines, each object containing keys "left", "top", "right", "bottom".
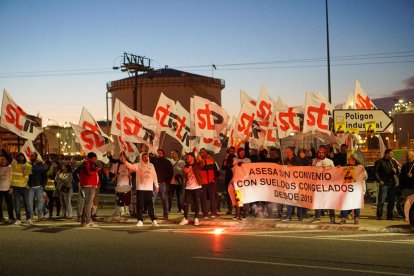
{"left": 11, "top": 161, "right": 32, "bottom": 188}
{"left": 44, "top": 179, "right": 56, "bottom": 191}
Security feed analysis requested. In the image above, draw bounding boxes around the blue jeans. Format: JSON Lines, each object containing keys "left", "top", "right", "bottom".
{"left": 29, "top": 186, "right": 44, "bottom": 218}
{"left": 377, "top": 185, "right": 396, "bottom": 218}
{"left": 340, "top": 209, "right": 360, "bottom": 219}
{"left": 153, "top": 183, "right": 169, "bottom": 218}
{"left": 285, "top": 205, "right": 303, "bottom": 220}
{"left": 13, "top": 186, "right": 31, "bottom": 220}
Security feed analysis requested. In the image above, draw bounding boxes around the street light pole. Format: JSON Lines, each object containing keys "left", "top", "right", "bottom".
{"left": 325, "top": 0, "right": 332, "bottom": 103}
{"left": 56, "top": 132, "right": 61, "bottom": 155}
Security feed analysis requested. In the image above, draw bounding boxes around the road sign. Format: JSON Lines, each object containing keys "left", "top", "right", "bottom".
{"left": 333, "top": 109, "right": 393, "bottom": 133}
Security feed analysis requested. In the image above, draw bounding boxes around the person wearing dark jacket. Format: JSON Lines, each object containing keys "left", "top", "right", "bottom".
{"left": 221, "top": 147, "right": 236, "bottom": 215}
{"left": 374, "top": 149, "right": 400, "bottom": 220}
{"left": 151, "top": 149, "right": 173, "bottom": 220}
{"left": 399, "top": 150, "right": 414, "bottom": 200}
{"left": 28, "top": 153, "right": 47, "bottom": 221}
{"left": 282, "top": 147, "right": 304, "bottom": 221}
{"left": 333, "top": 144, "right": 348, "bottom": 166}
{"left": 198, "top": 148, "right": 219, "bottom": 218}
{"left": 262, "top": 147, "right": 282, "bottom": 218}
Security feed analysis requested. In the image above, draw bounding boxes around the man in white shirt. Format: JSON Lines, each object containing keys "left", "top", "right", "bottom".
{"left": 122, "top": 152, "right": 159, "bottom": 227}
{"left": 310, "top": 147, "right": 335, "bottom": 223}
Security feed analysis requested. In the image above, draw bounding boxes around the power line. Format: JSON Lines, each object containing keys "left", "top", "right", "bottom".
{"left": 1, "top": 50, "right": 414, "bottom": 78}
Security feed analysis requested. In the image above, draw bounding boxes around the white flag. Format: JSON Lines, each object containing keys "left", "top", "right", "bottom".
{"left": 20, "top": 140, "right": 43, "bottom": 162}
{"left": 71, "top": 123, "right": 113, "bottom": 163}
{"left": 1, "top": 90, "right": 42, "bottom": 141}
{"left": 234, "top": 99, "right": 256, "bottom": 143}
{"left": 193, "top": 96, "right": 229, "bottom": 138}
{"left": 303, "top": 91, "right": 332, "bottom": 135}
{"left": 117, "top": 136, "right": 139, "bottom": 162}
{"left": 119, "top": 100, "right": 161, "bottom": 153}
{"left": 110, "top": 99, "right": 121, "bottom": 136}
{"left": 274, "top": 98, "right": 301, "bottom": 139}
{"left": 79, "top": 107, "right": 108, "bottom": 139}
{"left": 197, "top": 137, "right": 222, "bottom": 154}
{"left": 354, "top": 80, "right": 376, "bottom": 110}
{"left": 342, "top": 92, "right": 355, "bottom": 109}
{"left": 153, "top": 92, "right": 176, "bottom": 132}
{"left": 240, "top": 90, "right": 256, "bottom": 107}
{"left": 250, "top": 86, "right": 274, "bottom": 149}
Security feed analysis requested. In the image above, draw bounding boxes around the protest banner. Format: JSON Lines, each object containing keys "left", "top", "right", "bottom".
{"left": 230, "top": 162, "right": 365, "bottom": 210}
{"left": 1, "top": 90, "right": 43, "bottom": 141}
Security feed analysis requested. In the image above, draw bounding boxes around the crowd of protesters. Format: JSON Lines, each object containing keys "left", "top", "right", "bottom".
{"left": 1, "top": 141, "right": 413, "bottom": 227}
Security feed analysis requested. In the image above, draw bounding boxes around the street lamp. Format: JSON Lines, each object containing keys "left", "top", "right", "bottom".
{"left": 56, "top": 132, "right": 61, "bottom": 155}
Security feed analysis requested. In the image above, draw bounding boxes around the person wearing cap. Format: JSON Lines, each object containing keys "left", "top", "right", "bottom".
{"left": 79, "top": 152, "right": 100, "bottom": 227}
{"left": 121, "top": 152, "right": 159, "bottom": 227}
{"left": 10, "top": 151, "right": 33, "bottom": 225}
{"left": 310, "top": 146, "right": 335, "bottom": 224}
{"left": 180, "top": 152, "right": 203, "bottom": 226}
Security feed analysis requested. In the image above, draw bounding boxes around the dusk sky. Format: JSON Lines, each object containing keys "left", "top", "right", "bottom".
{"left": 1, "top": 0, "right": 413, "bottom": 125}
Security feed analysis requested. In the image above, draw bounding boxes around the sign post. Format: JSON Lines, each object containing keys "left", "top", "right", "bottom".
{"left": 333, "top": 109, "right": 393, "bottom": 133}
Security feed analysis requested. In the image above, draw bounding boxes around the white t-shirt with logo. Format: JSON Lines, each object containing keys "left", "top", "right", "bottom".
{"left": 111, "top": 163, "right": 131, "bottom": 192}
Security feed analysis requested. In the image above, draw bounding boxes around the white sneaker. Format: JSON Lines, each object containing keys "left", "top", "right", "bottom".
{"left": 179, "top": 218, "right": 189, "bottom": 225}
{"left": 14, "top": 220, "right": 22, "bottom": 225}
{"left": 136, "top": 220, "right": 144, "bottom": 227}
{"left": 27, "top": 219, "right": 34, "bottom": 226}
{"left": 86, "top": 222, "right": 98, "bottom": 227}
{"left": 152, "top": 220, "right": 159, "bottom": 227}
{"left": 194, "top": 218, "right": 200, "bottom": 226}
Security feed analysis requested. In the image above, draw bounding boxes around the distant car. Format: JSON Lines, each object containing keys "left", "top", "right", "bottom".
{"left": 404, "top": 194, "right": 414, "bottom": 226}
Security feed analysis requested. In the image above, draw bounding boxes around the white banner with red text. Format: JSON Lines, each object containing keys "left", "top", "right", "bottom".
{"left": 230, "top": 162, "right": 364, "bottom": 210}
{"left": 1, "top": 90, "right": 43, "bottom": 140}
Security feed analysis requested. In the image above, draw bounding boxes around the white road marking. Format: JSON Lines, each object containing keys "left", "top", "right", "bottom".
{"left": 193, "top": 257, "right": 413, "bottom": 276}
{"left": 313, "top": 233, "right": 412, "bottom": 238}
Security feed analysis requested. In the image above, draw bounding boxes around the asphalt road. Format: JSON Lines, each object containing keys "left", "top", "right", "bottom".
{"left": 0, "top": 222, "right": 413, "bottom": 275}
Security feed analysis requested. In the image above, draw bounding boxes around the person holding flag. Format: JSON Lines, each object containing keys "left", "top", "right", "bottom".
{"left": 121, "top": 152, "right": 159, "bottom": 227}
{"left": 79, "top": 152, "right": 100, "bottom": 227}
{"left": 10, "top": 152, "right": 32, "bottom": 225}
